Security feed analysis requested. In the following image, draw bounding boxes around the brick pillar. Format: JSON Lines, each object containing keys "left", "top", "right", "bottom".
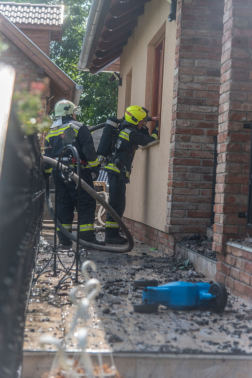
{"left": 213, "top": 0, "right": 252, "bottom": 259}
{"left": 166, "top": 0, "right": 224, "bottom": 254}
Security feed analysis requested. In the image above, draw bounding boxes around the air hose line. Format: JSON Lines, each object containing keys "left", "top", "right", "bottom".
{"left": 43, "top": 156, "right": 134, "bottom": 253}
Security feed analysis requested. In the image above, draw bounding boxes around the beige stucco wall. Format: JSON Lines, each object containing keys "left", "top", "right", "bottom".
{"left": 117, "top": 0, "right": 177, "bottom": 232}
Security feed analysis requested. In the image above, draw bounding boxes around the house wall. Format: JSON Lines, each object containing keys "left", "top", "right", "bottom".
{"left": 213, "top": 0, "right": 252, "bottom": 255}
{"left": 213, "top": 0, "right": 252, "bottom": 302}
{"left": 0, "top": 34, "right": 39, "bottom": 85}
{"left": 0, "top": 33, "right": 50, "bottom": 144}
{"left": 166, "top": 0, "right": 224, "bottom": 254}
{"left": 118, "top": 0, "right": 177, "bottom": 233}
{"left": 21, "top": 29, "right": 51, "bottom": 56}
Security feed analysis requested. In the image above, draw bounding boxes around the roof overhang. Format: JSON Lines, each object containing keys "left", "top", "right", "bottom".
{"left": 78, "top": 0, "right": 151, "bottom": 74}
{"left": 0, "top": 2, "right": 64, "bottom": 41}
{"left": 0, "top": 13, "right": 82, "bottom": 108}
{"left": 17, "top": 23, "right": 63, "bottom": 41}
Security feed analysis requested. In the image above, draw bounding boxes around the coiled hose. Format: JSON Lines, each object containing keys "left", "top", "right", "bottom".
{"left": 43, "top": 156, "right": 134, "bottom": 253}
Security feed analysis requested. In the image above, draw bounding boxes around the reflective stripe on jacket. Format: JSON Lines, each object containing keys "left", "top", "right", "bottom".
{"left": 104, "top": 121, "right": 158, "bottom": 177}
{"left": 43, "top": 117, "right": 100, "bottom": 174}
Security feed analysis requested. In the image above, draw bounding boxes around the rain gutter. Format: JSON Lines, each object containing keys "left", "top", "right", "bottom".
{"left": 77, "top": 0, "right": 112, "bottom": 71}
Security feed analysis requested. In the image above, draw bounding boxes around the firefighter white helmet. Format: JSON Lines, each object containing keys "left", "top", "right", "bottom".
{"left": 54, "top": 100, "right": 77, "bottom": 117}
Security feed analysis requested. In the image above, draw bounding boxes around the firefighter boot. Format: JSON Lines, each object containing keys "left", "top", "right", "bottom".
{"left": 57, "top": 232, "right": 73, "bottom": 250}
{"left": 79, "top": 231, "right": 105, "bottom": 247}
{"left": 105, "top": 228, "right": 128, "bottom": 245}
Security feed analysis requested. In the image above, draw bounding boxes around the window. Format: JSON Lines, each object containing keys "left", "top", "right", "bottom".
{"left": 151, "top": 35, "right": 165, "bottom": 136}
{"left": 125, "top": 68, "right": 132, "bottom": 110}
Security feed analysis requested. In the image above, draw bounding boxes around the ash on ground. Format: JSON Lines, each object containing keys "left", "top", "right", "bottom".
{"left": 24, "top": 233, "right": 252, "bottom": 355}
{"left": 235, "top": 237, "right": 252, "bottom": 249}
{"left": 180, "top": 234, "right": 217, "bottom": 261}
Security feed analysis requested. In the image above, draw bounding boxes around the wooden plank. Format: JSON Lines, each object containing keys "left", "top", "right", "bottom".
{"left": 95, "top": 40, "right": 127, "bottom": 58}
{"left": 23, "top": 30, "right": 50, "bottom": 55}
{"left": 98, "top": 30, "right": 132, "bottom": 51}
{"left": 90, "top": 59, "right": 117, "bottom": 74}
{"left": 92, "top": 47, "right": 123, "bottom": 67}
{"left": 25, "top": 37, "right": 48, "bottom": 43}
{"left": 105, "top": 5, "right": 144, "bottom": 31}
{"left": 109, "top": 0, "right": 150, "bottom": 18}
{"left": 23, "top": 29, "right": 61, "bottom": 43}
{"left": 37, "top": 45, "right": 49, "bottom": 52}
{"left": 26, "top": 39, "right": 49, "bottom": 45}
{"left": 18, "top": 24, "right": 62, "bottom": 31}
{"left": 51, "top": 30, "right": 62, "bottom": 42}
{"left": 102, "top": 58, "right": 120, "bottom": 72}
{"left": 24, "top": 31, "right": 48, "bottom": 36}
{"left": 101, "top": 19, "right": 137, "bottom": 41}
{"left": 24, "top": 34, "right": 49, "bottom": 40}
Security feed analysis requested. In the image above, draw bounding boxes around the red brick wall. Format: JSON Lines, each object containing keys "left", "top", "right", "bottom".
{"left": 166, "top": 0, "right": 225, "bottom": 254}
{"left": 0, "top": 34, "right": 39, "bottom": 86}
{"left": 217, "top": 243, "right": 252, "bottom": 301}
{"left": 213, "top": 0, "right": 252, "bottom": 256}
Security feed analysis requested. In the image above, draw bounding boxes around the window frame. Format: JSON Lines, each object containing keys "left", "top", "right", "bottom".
{"left": 150, "top": 34, "right": 165, "bottom": 137}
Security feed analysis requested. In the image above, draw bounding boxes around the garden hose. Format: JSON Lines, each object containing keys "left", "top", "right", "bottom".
{"left": 43, "top": 156, "right": 134, "bottom": 253}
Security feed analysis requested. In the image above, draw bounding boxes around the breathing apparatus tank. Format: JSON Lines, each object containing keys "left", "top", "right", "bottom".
{"left": 97, "top": 117, "right": 121, "bottom": 157}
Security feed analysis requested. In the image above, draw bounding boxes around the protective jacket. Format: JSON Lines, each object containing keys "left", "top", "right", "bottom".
{"left": 43, "top": 116, "right": 100, "bottom": 246}
{"left": 104, "top": 120, "right": 158, "bottom": 181}
{"left": 43, "top": 117, "right": 100, "bottom": 174}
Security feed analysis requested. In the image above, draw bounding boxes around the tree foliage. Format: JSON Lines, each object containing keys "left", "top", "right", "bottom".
{"left": 8, "top": 0, "right": 118, "bottom": 126}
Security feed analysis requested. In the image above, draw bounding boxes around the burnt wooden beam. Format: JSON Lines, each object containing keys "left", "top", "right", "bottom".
{"left": 92, "top": 47, "right": 123, "bottom": 68}
{"left": 110, "top": 0, "right": 150, "bottom": 18}
{"left": 105, "top": 5, "right": 144, "bottom": 31}
{"left": 95, "top": 41, "right": 127, "bottom": 58}
{"left": 98, "top": 30, "right": 132, "bottom": 51}
{"left": 101, "top": 19, "right": 137, "bottom": 42}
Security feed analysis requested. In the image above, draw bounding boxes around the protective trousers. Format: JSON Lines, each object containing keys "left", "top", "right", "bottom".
{"left": 105, "top": 173, "right": 126, "bottom": 237}
{"left": 53, "top": 168, "right": 96, "bottom": 245}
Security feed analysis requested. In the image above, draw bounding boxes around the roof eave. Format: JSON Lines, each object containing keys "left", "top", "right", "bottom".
{"left": 77, "top": 0, "right": 112, "bottom": 71}
{"left": 78, "top": 0, "right": 151, "bottom": 74}
{"left": 0, "top": 13, "right": 83, "bottom": 105}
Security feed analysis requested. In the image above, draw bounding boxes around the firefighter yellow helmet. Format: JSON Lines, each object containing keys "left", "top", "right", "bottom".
{"left": 125, "top": 105, "right": 148, "bottom": 125}
{"left": 54, "top": 100, "right": 77, "bottom": 117}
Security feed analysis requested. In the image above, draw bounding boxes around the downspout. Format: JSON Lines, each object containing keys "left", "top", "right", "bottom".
{"left": 73, "top": 84, "right": 83, "bottom": 106}
{"left": 78, "top": 0, "right": 112, "bottom": 71}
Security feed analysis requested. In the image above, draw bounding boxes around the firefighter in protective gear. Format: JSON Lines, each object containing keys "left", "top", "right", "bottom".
{"left": 102, "top": 105, "right": 159, "bottom": 245}
{"left": 43, "top": 99, "right": 103, "bottom": 248}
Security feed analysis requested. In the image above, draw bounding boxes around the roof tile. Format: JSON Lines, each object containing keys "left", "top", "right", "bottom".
{"left": 0, "top": 2, "right": 63, "bottom": 25}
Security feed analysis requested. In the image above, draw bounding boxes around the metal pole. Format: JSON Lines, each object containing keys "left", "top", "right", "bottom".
{"left": 53, "top": 163, "right": 59, "bottom": 276}
{"left": 75, "top": 150, "right": 81, "bottom": 283}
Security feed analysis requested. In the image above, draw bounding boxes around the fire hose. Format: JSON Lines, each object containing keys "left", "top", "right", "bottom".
{"left": 43, "top": 156, "right": 134, "bottom": 253}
